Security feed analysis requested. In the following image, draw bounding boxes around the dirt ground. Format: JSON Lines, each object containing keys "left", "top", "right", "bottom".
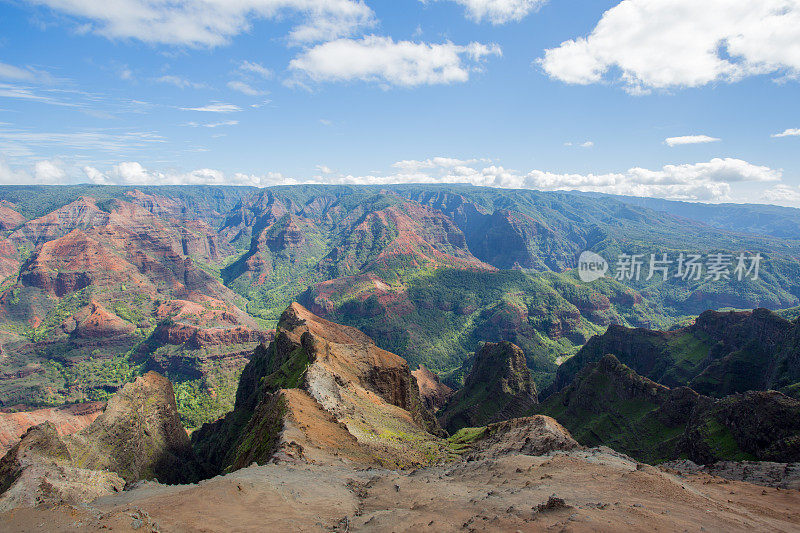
{"left": 2, "top": 447, "right": 799, "bottom": 532}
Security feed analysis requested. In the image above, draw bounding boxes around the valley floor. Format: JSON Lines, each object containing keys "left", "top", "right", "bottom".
{"left": 2, "top": 448, "right": 799, "bottom": 532}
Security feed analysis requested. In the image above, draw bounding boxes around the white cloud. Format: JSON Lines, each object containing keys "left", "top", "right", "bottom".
{"left": 0, "top": 159, "right": 31, "bottom": 184}
{"left": 565, "top": 141, "right": 594, "bottom": 148}
{"left": 34, "top": 159, "right": 67, "bottom": 182}
{"left": 761, "top": 184, "right": 800, "bottom": 206}
{"left": 427, "top": 0, "right": 547, "bottom": 24}
{"left": 539, "top": 0, "right": 800, "bottom": 93}
{"left": 0, "top": 83, "right": 78, "bottom": 107}
{"left": 27, "top": 0, "right": 375, "bottom": 46}
{"left": 0, "top": 62, "right": 37, "bottom": 81}
{"left": 185, "top": 120, "right": 239, "bottom": 128}
{"left": 83, "top": 165, "right": 112, "bottom": 184}
{"left": 83, "top": 162, "right": 289, "bottom": 187}
{"left": 349, "top": 157, "right": 784, "bottom": 204}
{"left": 392, "top": 157, "right": 487, "bottom": 172}
{"left": 227, "top": 81, "right": 265, "bottom": 96}
{"left": 0, "top": 129, "right": 165, "bottom": 154}
{"left": 155, "top": 75, "right": 208, "bottom": 89}
{"left": 665, "top": 135, "right": 721, "bottom": 147}
{"left": 238, "top": 61, "right": 272, "bottom": 79}
{"left": 289, "top": 36, "right": 501, "bottom": 86}
{"left": 0, "top": 155, "right": 792, "bottom": 206}
{"left": 181, "top": 103, "right": 242, "bottom": 113}
{"left": 772, "top": 128, "right": 800, "bottom": 138}
{"left": 0, "top": 158, "right": 73, "bottom": 184}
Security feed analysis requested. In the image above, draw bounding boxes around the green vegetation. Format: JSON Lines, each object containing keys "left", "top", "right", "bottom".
{"left": 261, "top": 346, "right": 311, "bottom": 391}
{"left": 29, "top": 289, "right": 90, "bottom": 342}
{"left": 447, "top": 426, "right": 487, "bottom": 453}
{"left": 698, "top": 419, "right": 755, "bottom": 461}
{"left": 535, "top": 367, "right": 686, "bottom": 464}
{"left": 327, "top": 268, "right": 667, "bottom": 389}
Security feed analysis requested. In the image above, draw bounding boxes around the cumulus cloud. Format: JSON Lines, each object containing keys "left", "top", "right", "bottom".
{"left": 181, "top": 103, "right": 242, "bottom": 113}
{"left": 761, "top": 184, "right": 800, "bottom": 206}
{"left": 539, "top": 0, "right": 800, "bottom": 93}
{"left": 27, "top": 0, "right": 376, "bottom": 46}
{"left": 0, "top": 158, "right": 74, "bottom": 184}
{"left": 665, "top": 135, "right": 721, "bottom": 147}
{"left": 772, "top": 128, "right": 800, "bottom": 138}
{"left": 425, "top": 0, "right": 547, "bottom": 24}
{"left": 0, "top": 159, "right": 31, "bottom": 184}
{"left": 83, "top": 162, "right": 290, "bottom": 187}
{"left": 0, "top": 155, "right": 791, "bottom": 206}
{"left": 564, "top": 141, "right": 594, "bottom": 148}
{"left": 358, "top": 157, "right": 784, "bottom": 203}
{"left": 289, "top": 36, "right": 501, "bottom": 86}
{"left": 34, "top": 159, "right": 67, "bottom": 182}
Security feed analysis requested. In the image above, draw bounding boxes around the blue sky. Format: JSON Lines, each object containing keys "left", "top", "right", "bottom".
{"left": 1, "top": 0, "right": 799, "bottom": 206}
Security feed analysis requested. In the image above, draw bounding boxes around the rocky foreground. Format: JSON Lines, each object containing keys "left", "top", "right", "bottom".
{"left": 2, "top": 445, "right": 799, "bottom": 532}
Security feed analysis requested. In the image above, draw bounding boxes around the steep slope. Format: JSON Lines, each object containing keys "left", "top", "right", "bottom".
{"left": 0, "top": 401, "right": 104, "bottom": 455}
{"left": 64, "top": 372, "right": 198, "bottom": 484}
{"left": 0, "top": 422, "right": 125, "bottom": 512}
{"left": 192, "top": 303, "right": 445, "bottom": 474}
{"left": 0, "top": 197, "right": 267, "bottom": 428}
{"left": 549, "top": 308, "right": 800, "bottom": 398}
{"left": 438, "top": 341, "right": 538, "bottom": 433}
{"left": 310, "top": 268, "right": 664, "bottom": 388}
{"left": 411, "top": 364, "right": 453, "bottom": 412}
{"left": 0, "top": 372, "right": 196, "bottom": 511}
{"left": 537, "top": 354, "right": 800, "bottom": 464}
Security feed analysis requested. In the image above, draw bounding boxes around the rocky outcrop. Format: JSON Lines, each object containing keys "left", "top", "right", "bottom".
{"left": 0, "top": 372, "right": 198, "bottom": 511}
{"left": 10, "top": 197, "right": 109, "bottom": 246}
{"left": 684, "top": 390, "right": 800, "bottom": 464}
{"left": 662, "top": 459, "right": 800, "bottom": 489}
{"left": 0, "top": 422, "right": 125, "bottom": 512}
{"left": 438, "top": 341, "right": 538, "bottom": 433}
{"left": 66, "top": 372, "right": 197, "bottom": 484}
{"left": 412, "top": 365, "right": 453, "bottom": 412}
{"left": 0, "top": 201, "right": 25, "bottom": 231}
{"left": 192, "top": 303, "right": 446, "bottom": 475}
{"left": 151, "top": 322, "right": 272, "bottom": 349}
{"left": 548, "top": 308, "right": 800, "bottom": 399}
{"left": 466, "top": 415, "right": 580, "bottom": 458}
{"left": 0, "top": 402, "right": 105, "bottom": 455}
{"left": 537, "top": 354, "right": 800, "bottom": 465}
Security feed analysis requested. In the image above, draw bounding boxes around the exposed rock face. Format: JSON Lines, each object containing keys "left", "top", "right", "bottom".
{"left": 0, "top": 372, "right": 197, "bottom": 512}
{"left": 0, "top": 402, "right": 105, "bottom": 455}
{"left": 0, "top": 237, "right": 20, "bottom": 279}
{"left": 684, "top": 390, "right": 800, "bottom": 464}
{"left": 0, "top": 422, "right": 125, "bottom": 512}
{"left": 411, "top": 364, "right": 453, "bottom": 412}
{"left": 192, "top": 303, "right": 446, "bottom": 475}
{"left": 537, "top": 354, "right": 800, "bottom": 465}
{"left": 467, "top": 415, "right": 580, "bottom": 458}
{"left": 548, "top": 308, "right": 800, "bottom": 398}
{"left": 438, "top": 341, "right": 538, "bottom": 433}
{"left": 66, "top": 372, "right": 197, "bottom": 484}
{"left": 10, "top": 197, "right": 109, "bottom": 246}
{"left": 0, "top": 202, "right": 25, "bottom": 231}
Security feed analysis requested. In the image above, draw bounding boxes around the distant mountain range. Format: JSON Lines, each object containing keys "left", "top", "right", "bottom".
{"left": 0, "top": 184, "right": 799, "bottom": 430}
